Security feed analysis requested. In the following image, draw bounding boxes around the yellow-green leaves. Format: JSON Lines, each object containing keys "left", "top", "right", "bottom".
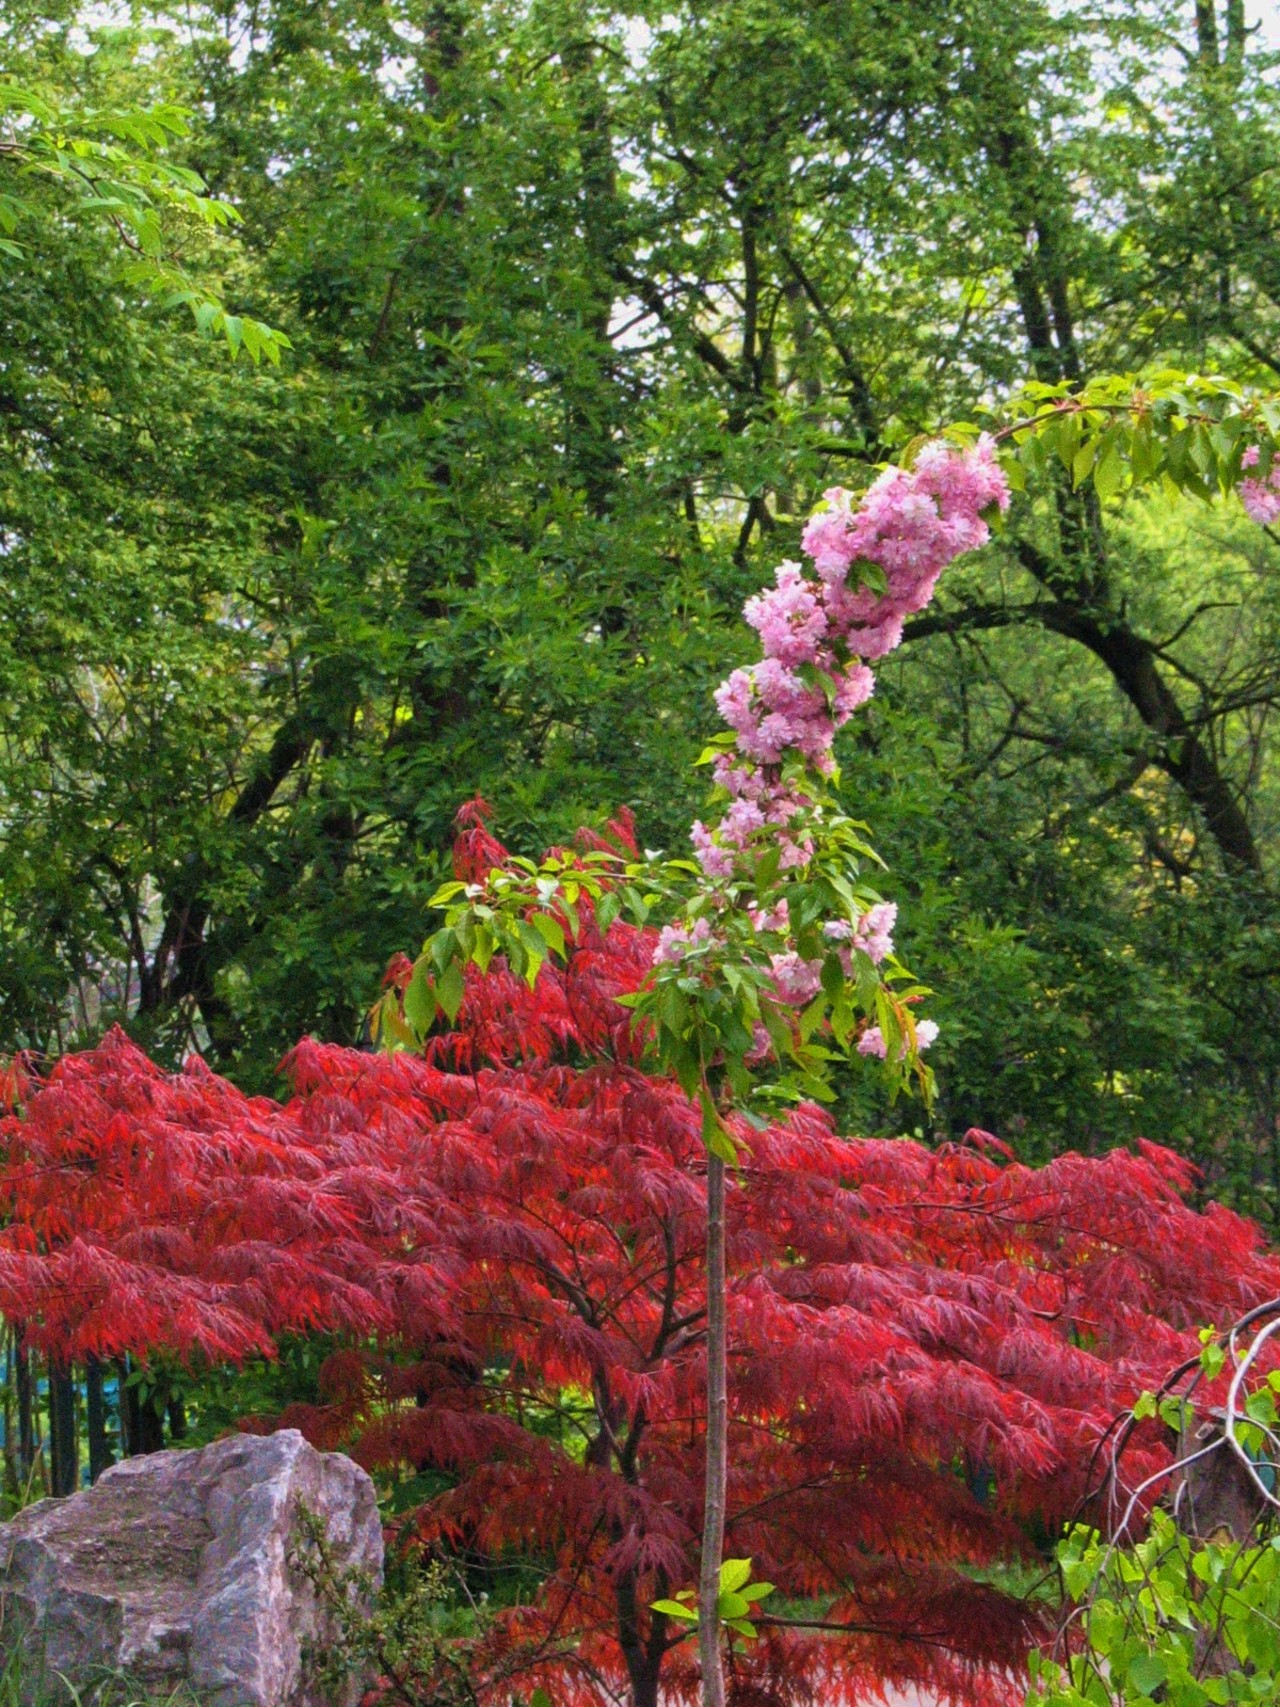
{"left": 990, "top": 372, "right": 1280, "bottom": 511}
{"left": 651, "top": 1558, "right": 775, "bottom": 1641}
{"left": 0, "top": 72, "right": 287, "bottom": 361}
{"left": 1032, "top": 1512, "right": 1280, "bottom": 1706}
{"left": 1198, "top": 1327, "right": 1226, "bottom": 1382}
{"left": 373, "top": 795, "right": 936, "bottom": 1152}
{"left": 369, "top": 849, "right": 623, "bottom": 1051}
{"left": 1130, "top": 1390, "right": 1188, "bottom": 1433}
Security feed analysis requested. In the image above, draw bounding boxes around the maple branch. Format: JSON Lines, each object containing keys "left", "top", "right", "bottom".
{"left": 759, "top": 1615, "right": 978, "bottom": 1650}
{"left": 649, "top": 1215, "right": 681, "bottom": 1362}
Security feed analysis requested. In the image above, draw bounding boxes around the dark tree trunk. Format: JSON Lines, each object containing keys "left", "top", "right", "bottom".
{"left": 904, "top": 592, "right": 1267, "bottom": 882}
{"left": 15, "top": 1334, "right": 34, "bottom": 1485}
{"left": 118, "top": 1357, "right": 166, "bottom": 1456}
{"left": 86, "top": 1357, "right": 115, "bottom": 1483}
{"left": 48, "top": 1361, "right": 77, "bottom": 1496}
{"left": 617, "top": 1568, "right": 666, "bottom": 1707}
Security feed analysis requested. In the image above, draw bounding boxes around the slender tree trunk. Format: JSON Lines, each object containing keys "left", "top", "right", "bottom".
{"left": 116, "top": 1357, "right": 132, "bottom": 1456}
{"left": 118, "top": 1356, "right": 164, "bottom": 1455}
{"left": 15, "top": 1334, "right": 33, "bottom": 1486}
{"left": 124, "top": 1382, "right": 165, "bottom": 1456}
{"left": 698, "top": 1153, "right": 727, "bottom": 1707}
{"left": 48, "top": 1361, "right": 77, "bottom": 1496}
{"left": 2, "top": 1335, "right": 14, "bottom": 1500}
{"left": 167, "top": 1392, "right": 187, "bottom": 1441}
{"left": 86, "top": 1358, "right": 114, "bottom": 1483}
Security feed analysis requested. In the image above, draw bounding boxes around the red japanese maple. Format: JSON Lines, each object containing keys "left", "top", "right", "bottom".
{"left": 2, "top": 833, "right": 1277, "bottom": 1707}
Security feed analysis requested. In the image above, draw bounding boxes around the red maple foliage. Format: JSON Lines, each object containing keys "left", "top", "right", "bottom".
{"left": 2, "top": 824, "right": 1278, "bottom": 1707}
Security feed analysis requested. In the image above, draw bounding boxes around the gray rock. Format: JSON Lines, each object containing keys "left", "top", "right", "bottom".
{"left": 0, "top": 1429, "right": 383, "bottom": 1706}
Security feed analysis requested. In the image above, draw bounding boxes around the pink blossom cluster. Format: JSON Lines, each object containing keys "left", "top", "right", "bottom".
{"left": 858, "top": 1018, "right": 939, "bottom": 1060}
{"left": 692, "top": 437, "right": 1009, "bottom": 878}
{"left": 1239, "top": 446, "right": 1280, "bottom": 527}
{"left": 849, "top": 901, "right": 898, "bottom": 966}
{"left": 769, "top": 951, "right": 822, "bottom": 1007}
{"left": 653, "top": 915, "right": 711, "bottom": 966}
{"left": 663, "top": 438, "right": 1011, "bottom": 1054}
{"left": 660, "top": 429, "right": 1278, "bottom": 1048}
{"left": 690, "top": 758, "right": 818, "bottom": 881}
{"left": 821, "top": 901, "right": 897, "bottom": 970}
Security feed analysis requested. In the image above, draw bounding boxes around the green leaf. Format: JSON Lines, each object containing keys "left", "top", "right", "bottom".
{"left": 435, "top": 957, "right": 466, "bottom": 1024}
{"left": 651, "top": 1600, "right": 699, "bottom": 1622}
{"left": 1093, "top": 445, "right": 1125, "bottom": 503}
{"left": 1072, "top": 437, "right": 1097, "bottom": 486}
{"left": 402, "top": 963, "right": 437, "bottom": 1035}
{"left": 703, "top": 1096, "right": 739, "bottom": 1164}
{"left": 531, "top": 912, "right": 567, "bottom": 960}
{"left": 1127, "top": 1654, "right": 1167, "bottom": 1696}
{"left": 719, "top": 1558, "right": 753, "bottom": 1593}
{"left": 1201, "top": 1342, "right": 1226, "bottom": 1380}
{"left": 514, "top": 921, "right": 549, "bottom": 986}
{"left": 1158, "top": 1396, "right": 1188, "bottom": 1432}
{"left": 380, "top": 1004, "right": 418, "bottom": 1053}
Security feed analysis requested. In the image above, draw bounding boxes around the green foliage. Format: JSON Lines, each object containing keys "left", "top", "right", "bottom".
{"left": 377, "top": 783, "right": 932, "bottom": 1150}
{"left": 3, "top": 0, "right": 1280, "bottom": 1215}
{"left": 993, "top": 373, "right": 1280, "bottom": 505}
{"left": 651, "top": 1558, "right": 776, "bottom": 1643}
{"left": 0, "top": 1642, "right": 200, "bottom": 1707}
{"left": 0, "top": 24, "right": 285, "bottom": 357}
{"left": 292, "top": 1502, "right": 544, "bottom": 1707}
{"left": 1029, "top": 1513, "right": 1280, "bottom": 1707}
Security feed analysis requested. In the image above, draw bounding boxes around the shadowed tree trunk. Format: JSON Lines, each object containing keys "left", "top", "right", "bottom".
{"left": 15, "top": 1333, "right": 33, "bottom": 1487}
{"left": 697, "top": 1151, "right": 727, "bottom": 1707}
{"left": 86, "top": 1357, "right": 115, "bottom": 1483}
{"left": 48, "top": 1361, "right": 77, "bottom": 1496}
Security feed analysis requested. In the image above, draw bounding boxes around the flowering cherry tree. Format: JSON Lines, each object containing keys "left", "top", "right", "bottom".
{"left": 378, "top": 371, "right": 1280, "bottom": 1707}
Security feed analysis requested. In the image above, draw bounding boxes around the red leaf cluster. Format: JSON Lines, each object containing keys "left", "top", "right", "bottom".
{"left": 2, "top": 838, "right": 1277, "bottom": 1707}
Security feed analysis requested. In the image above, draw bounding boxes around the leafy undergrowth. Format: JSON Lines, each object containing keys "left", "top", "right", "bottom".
{"left": 0, "top": 1644, "right": 202, "bottom": 1707}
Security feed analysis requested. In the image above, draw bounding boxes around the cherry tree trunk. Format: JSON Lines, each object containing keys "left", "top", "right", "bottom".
{"left": 698, "top": 1152, "right": 727, "bottom": 1707}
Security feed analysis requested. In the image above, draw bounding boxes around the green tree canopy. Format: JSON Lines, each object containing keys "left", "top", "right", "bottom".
{"left": 3, "top": 0, "right": 1279, "bottom": 1221}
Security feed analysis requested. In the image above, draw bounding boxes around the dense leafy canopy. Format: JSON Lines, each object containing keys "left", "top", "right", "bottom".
{"left": 3, "top": 0, "right": 1280, "bottom": 1223}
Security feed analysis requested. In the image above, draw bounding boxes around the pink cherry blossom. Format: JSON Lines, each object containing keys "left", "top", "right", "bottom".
{"left": 1239, "top": 447, "right": 1280, "bottom": 526}
{"left": 670, "top": 428, "right": 1275, "bottom": 1061}
{"left": 854, "top": 901, "right": 897, "bottom": 966}
{"left": 744, "top": 561, "right": 829, "bottom": 665}
{"left": 858, "top": 1018, "right": 938, "bottom": 1060}
{"left": 770, "top": 952, "right": 822, "bottom": 1006}
{"left": 748, "top": 900, "right": 790, "bottom": 934}
{"left": 694, "top": 438, "right": 1011, "bottom": 882}
{"left": 653, "top": 915, "right": 713, "bottom": 965}
{"left": 681, "top": 438, "right": 1009, "bottom": 1056}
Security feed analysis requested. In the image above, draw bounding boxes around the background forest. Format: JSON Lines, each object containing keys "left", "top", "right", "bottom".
{"left": 4, "top": 0, "right": 1280, "bottom": 1218}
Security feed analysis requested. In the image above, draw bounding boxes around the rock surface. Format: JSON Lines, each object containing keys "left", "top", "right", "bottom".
{"left": 0, "top": 1429, "right": 382, "bottom": 1706}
